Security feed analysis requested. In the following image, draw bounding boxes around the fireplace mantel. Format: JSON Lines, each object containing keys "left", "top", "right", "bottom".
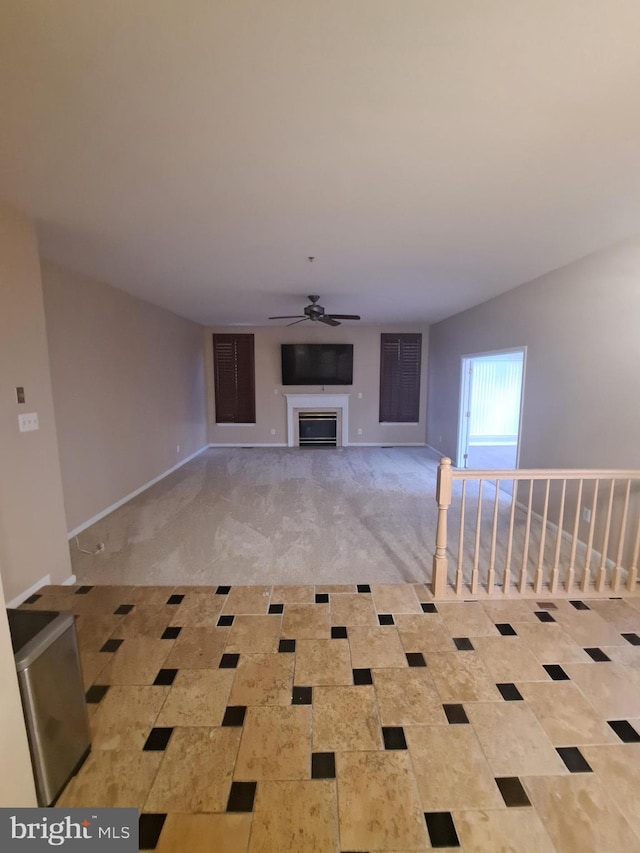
{"left": 284, "top": 393, "right": 350, "bottom": 448}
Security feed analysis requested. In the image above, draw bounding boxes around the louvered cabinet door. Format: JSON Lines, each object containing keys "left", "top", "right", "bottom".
{"left": 213, "top": 334, "right": 256, "bottom": 423}
{"left": 379, "top": 333, "right": 422, "bottom": 422}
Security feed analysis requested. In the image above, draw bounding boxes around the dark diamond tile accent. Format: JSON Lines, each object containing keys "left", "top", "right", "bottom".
{"left": 453, "top": 637, "right": 474, "bottom": 651}
{"left": 315, "top": 593, "right": 329, "bottom": 604}
{"left": 331, "top": 626, "right": 348, "bottom": 639}
{"left": 217, "top": 615, "right": 235, "bottom": 627}
{"left": 75, "top": 586, "right": 94, "bottom": 595}
{"left": 443, "top": 703, "right": 469, "bottom": 724}
{"left": 622, "top": 633, "right": 640, "bottom": 646}
{"left": 424, "top": 811, "right": 460, "bottom": 848}
{"left": 216, "top": 585, "right": 231, "bottom": 595}
{"left": 608, "top": 720, "right": 640, "bottom": 743}
{"left": 382, "top": 726, "right": 407, "bottom": 750}
{"left": 497, "top": 683, "right": 523, "bottom": 701}
{"left": 222, "top": 706, "right": 247, "bottom": 727}
{"left": 357, "top": 584, "right": 371, "bottom": 593}
{"left": 406, "top": 652, "right": 427, "bottom": 667}
{"left": 166, "top": 594, "right": 184, "bottom": 605}
{"left": 85, "top": 684, "right": 109, "bottom": 704}
{"left": 570, "top": 600, "right": 590, "bottom": 610}
{"left": 421, "top": 602, "right": 438, "bottom": 613}
{"left": 114, "top": 604, "right": 134, "bottom": 615}
{"left": 543, "top": 664, "right": 570, "bottom": 681}
{"left": 536, "top": 601, "right": 558, "bottom": 610}
{"left": 143, "top": 727, "right": 173, "bottom": 751}
{"left": 161, "top": 626, "right": 181, "bottom": 639}
{"left": 311, "top": 752, "right": 336, "bottom": 779}
{"left": 495, "top": 776, "right": 531, "bottom": 807}
{"left": 378, "top": 614, "right": 395, "bottom": 625}
{"left": 139, "top": 813, "right": 166, "bottom": 850}
{"left": 227, "top": 781, "right": 256, "bottom": 813}
{"left": 153, "top": 668, "right": 178, "bottom": 686}
{"left": 353, "top": 668, "right": 373, "bottom": 685}
{"left": 100, "top": 638, "right": 123, "bottom": 653}
{"left": 278, "top": 639, "right": 296, "bottom": 653}
{"left": 268, "top": 603, "right": 284, "bottom": 614}
{"left": 556, "top": 746, "right": 592, "bottom": 773}
{"left": 496, "top": 623, "right": 517, "bottom": 636}
{"left": 219, "top": 653, "right": 239, "bottom": 669}
{"left": 24, "top": 594, "right": 41, "bottom": 604}
{"left": 292, "top": 686, "right": 313, "bottom": 705}
{"left": 584, "top": 647, "right": 611, "bottom": 662}
{"left": 535, "top": 611, "right": 556, "bottom": 623}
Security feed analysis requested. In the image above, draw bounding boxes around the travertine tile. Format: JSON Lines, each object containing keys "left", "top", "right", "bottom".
{"left": 99, "top": 638, "right": 172, "bottom": 685}
{"left": 312, "top": 685, "right": 382, "bottom": 751}
{"left": 405, "top": 726, "right": 503, "bottom": 811}
{"left": 163, "top": 627, "right": 229, "bottom": 669}
{"left": 509, "top": 622, "right": 590, "bottom": 664}
{"left": 249, "top": 780, "right": 339, "bottom": 853}
{"left": 90, "top": 685, "right": 169, "bottom": 750}
{"left": 281, "top": 604, "right": 330, "bottom": 639}
{"left": 427, "top": 652, "right": 501, "bottom": 702}
{"left": 348, "top": 626, "right": 407, "bottom": 668}
{"left": 271, "top": 585, "right": 314, "bottom": 605}
{"left": 373, "top": 668, "right": 447, "bottom": 726}
{"left": 226, "top": 615, "right": 281, "bottom": 653}
{"left": 412, "top": 583, "right": 432, "bottom": 602}
{"left": 222, "top": 585, "right": 271, "bottom": 614}
{"left": 518, "top": 681, "right": 619, "bottom": 746}
{"left": 553, "top": 610, "right": 628, "bottom": 647}
{"left": 395, "top": 614, "right": 457, "bottom": 654}
{"left": 524, "top": 773, "right": 640, "bottom": 853}
{"left": 57, "top": 750, "right": 162, "bottom": 809}
{"left": 294, "top": 639, "right": 352, "bottom": 686}
{"left": 156, "top": 814, "right": 252, "bottom": 853}
{"left": 329, "top": 593, "right": 378, "bottom": 626}
{"left": 156, "top": 669, "right": 234, "bottom": 727}
{"left": 145, "top": 727, "right": 241, "bottom": 812}
{"left": 336, "top": 751, "right": 428, "bottom": 851}
{"left": 75, "top": 614, "right": 124, "bottom": 651}
{"left": 229, "top": 653, "right": 295, "bottom": 706}
{"left": 465, "top": 702, "right": 568, "bottom": 777}
{"left": 131, "top": 586, "right": 177, "bottom": 605}
{"left": 169, "top": 593, "right": 224, "bottom": 627}
{"left": 563, "top": 661, "right": 640, "bottom": 718}
{"left": 316, "top": 584, "right": 355, "bottom": 593}
{"left": 370, "top": 584, "right": 422, "bottom": 614}
{"left": 581, "top": 743, "right": 640, "bottom": 836}
{"left": 454, "top": 809, "right": 556, "bottom": 852}
{"left": 472, "top": 636, "right": 546, "bottom": 682}
{"left": 438, "top": 602, "right": 499, "bottom": 637}
{"left": 112, "top": 605, "right": 176, "bottom": 638}
{"left": 79, "top": 651, "right": 109, "bottom": 689}
{"left": 234, "top": 706, "right": 311, "bottom": 780}
{"left": 586, "top": 598, "right": 640, "bottom": 632}
{"left": 481, "top": 599, "right": 540, "bottom": 624}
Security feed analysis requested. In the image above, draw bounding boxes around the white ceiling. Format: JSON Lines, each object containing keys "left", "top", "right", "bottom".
{"left": 2, "top": 1, "right": 640, "bottom": 326}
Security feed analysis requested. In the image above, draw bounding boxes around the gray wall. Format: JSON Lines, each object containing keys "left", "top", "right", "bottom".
{"left": 427, "top": 237, "right": 640, "bottom": 470}
{"left": 42, "top": 262, "right": 208, "bottom": 533}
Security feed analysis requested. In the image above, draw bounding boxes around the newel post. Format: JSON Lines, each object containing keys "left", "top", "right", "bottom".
{"left": 431, "top": 457, "right": 452, "bottom": 597}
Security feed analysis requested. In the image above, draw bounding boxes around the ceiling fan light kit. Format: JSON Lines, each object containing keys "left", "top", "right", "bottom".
{"left": 269, "top": 295, "right": 361, "bottom": 327}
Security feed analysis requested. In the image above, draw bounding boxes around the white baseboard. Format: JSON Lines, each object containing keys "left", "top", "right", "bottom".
{"left": 63, "top": 574, "right": 77, "bottom": 586}
{"left": 348, "top": 442, "right": 427, "bottom": 447}
{"left": 209, "top": 443, "right": 288, "bottom": 448}
{"left": 67, "top": 445, "right": 210, "bottom": 538}
{"left": 7, "top": 574, "right": 52, "bottom": 608}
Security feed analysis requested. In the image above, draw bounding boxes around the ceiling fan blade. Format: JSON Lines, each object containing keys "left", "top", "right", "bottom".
{"left": 326, "top": 314, "right": 361, "bottom": 320}
{"left": 287, "top": 317, "right": 309, "bottom": 326}
{"left": 318, "top": 316, "right": 340, "bottom": 326}
{"left": 269, "top": 315, "right": 306, "bottom": 319}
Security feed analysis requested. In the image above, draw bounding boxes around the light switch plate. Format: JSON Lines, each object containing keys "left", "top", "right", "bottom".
{"left": 18, "top": 412, "right": 39, "bottom": 432}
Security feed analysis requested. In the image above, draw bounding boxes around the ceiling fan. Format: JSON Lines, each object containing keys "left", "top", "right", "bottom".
{"left": 269, "top": 295, "right": 361, "bottom": 326}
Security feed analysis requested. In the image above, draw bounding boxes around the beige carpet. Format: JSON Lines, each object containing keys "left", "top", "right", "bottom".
{"left": 71, "top": 447, "right": 623, "bottom": 590}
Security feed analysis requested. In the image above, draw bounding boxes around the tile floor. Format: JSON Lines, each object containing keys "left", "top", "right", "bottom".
{"left": 21, "top": 583, "right": 640, "bottom": 852}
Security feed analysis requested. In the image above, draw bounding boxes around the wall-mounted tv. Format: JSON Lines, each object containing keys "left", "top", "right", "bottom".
{"left": 281, "top": 343, "right": 353, "bottom": 385}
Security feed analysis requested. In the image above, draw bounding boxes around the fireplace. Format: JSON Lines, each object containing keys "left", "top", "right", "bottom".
{"left": 298, "top": 412, "right": 338, "bottom": 447}
{"left": 284, "top": 394, "right": 350, "bottom": 447}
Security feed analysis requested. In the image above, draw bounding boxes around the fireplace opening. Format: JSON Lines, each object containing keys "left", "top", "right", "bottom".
{"left": 298, "top": 412, "right": 338, "bottom": 447}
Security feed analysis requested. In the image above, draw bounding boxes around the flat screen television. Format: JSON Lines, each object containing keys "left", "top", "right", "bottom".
{"left": 281, "top": 343, "right": 353, "bottom": 385}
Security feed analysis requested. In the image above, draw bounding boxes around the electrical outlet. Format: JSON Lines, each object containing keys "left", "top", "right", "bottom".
{"left": 357, "top": 392, "right": 363, "bottom": 399}
{"left": 18, "top": 412, "right": 39, "bottom": 432}
{"left": 270, "top": 429, "right": 276, "bottom": 435}
{"left": 176, "top": 444, "right": 180, "bottom": 454}
{"left": 357, "top": 428, "right": 363, "bottom": 436}
{"left": 582, "top": 507, "right": 592, "bottom": 523}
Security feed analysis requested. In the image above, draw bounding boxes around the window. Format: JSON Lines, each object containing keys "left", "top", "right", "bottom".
{"left": 213, "top": 334, "right": 256, "bottom": 423}
{"left": 379, "top": 333, "right": 422, "bottom": 422}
